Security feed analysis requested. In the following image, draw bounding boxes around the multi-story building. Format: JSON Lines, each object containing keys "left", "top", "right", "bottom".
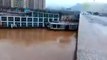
{"left": 0, "top": 0, "right": 45, "bottom": 9}
{"left": 11, "top": 0, "right": 24, "bottom": 8}
{"left": 0, "top": 0, "right": 11, "bottom": 7}
{"left": 0, "top": 9, "right": 80, "bottom": 30}
{"left": 0, "top": 0, "right": 3, "bottom": 7}
{"left": 38, "top": 0, "right": 45, "bottom": 9}
{"left": 0, "top": 0, "right": 79, "bottom": 30}
{"left": 25, "top": 0, "right": 45, "bottom": 9}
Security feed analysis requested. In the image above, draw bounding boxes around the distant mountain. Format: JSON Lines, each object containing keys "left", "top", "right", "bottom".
{"left": 46, "top": 5, "right": 67, "bottom": 10}
{"left": 68, "top": 3, "right": 107, "bottom": 13}
{"left": 46, "top": 3, "right": 83, "bottom": 11}
{"left": 46, "top": 3, "right": 107, "bottom": 13}
{"left": 67, "top": 3, "right": 83, "bottom": 11}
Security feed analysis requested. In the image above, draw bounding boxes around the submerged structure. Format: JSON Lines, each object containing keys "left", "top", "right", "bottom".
{"left": 0, "top": 8, "right": 80, "bottom": 30}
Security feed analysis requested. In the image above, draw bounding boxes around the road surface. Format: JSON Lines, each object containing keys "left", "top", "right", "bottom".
{"left": 78, "top": 13, "right": 107, "bottom": 60}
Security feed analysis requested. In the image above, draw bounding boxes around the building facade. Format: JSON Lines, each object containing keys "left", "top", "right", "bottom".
{"left": 0, "top": 0, "right": 11, "bottom": 7}
{"left": 0, "top": 10, "right": 60, "bottom": 28}
{"left": 0, "top": 0, "right": 45, "bottom": 9}
{"left": 0, "top": 9, "right": 80, "bottom": 30}
{"left": 0, "top": 0, "right": 3, "bottom": 7}
{"left": 11, "top": 0, "right": 24, "bottom": 8}
{"left": 38, "top": 0, "right": 45, "bottom": 9}
{"left": 25, "top": 0, "right": 45, "bottom": 10}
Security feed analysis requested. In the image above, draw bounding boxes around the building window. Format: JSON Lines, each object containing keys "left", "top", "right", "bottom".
{"left": 15, "top": 22, "right": 20, "bottom": 24}
{"left": 54, "top": 19, "right": 58, "bottom": 22}
{"left": 49, "top": 14, "right": 53, "bottom": 18}
{"left": 39, "top": 18, "right": 43, "bottom": 22}
{"left": 8, "top": 22, "right": 13, "bottom": 27}
{"left": 21, "top": 18, "right": 26, "bottom": 22}
{"left": 44, "top": 18, "right": 48, "bottom": 22}
{"left": 57, "top": 25, "right": 61, "bottom": 28}
{"left": 2, "top": 22, "right": 7, "bottom": 27}
{"left": 49, "top": 18, "right": 53, "bottom": 22}
{"left": 15, "top": 22, "right": 20, "bottom": 27}
{"left": 53, "top": 25, "right": 56, "bottom": 28}
{"left": 54, "top": 14, "right": 59, "bottom": 18}
{"left": 1, "top": 17, "right": 7, "bottom": 21}
{"left": 33, "top": 12, "right": 38, "bottom": 17}
{"left": 39, "top": 23, "right": 43, "bottom": 27}
{"left": 39, "top": 13, "right": 43, "bottom": 17}
{"left": 34, "top": 23, "right": 38, "bottom": 27}
{"left": 28, "top": 18, "right": 32, "bottom": 22}
{"left": 44, "top": 14, "right": 48, "bottom": 17}
{"left": 8, "top": 17, "right": 13, "bottom": 21}
{"left": 8, "top": 22, "right": 13, "bottom": 24}
{"left": 15, "top": 17, "right": 20, "bottom": 21}
{"left": 34, "top": 18, "right": 38, "bottom": 22}
{"left": 26, "top": 12, "right": 32, "bottom": 16}
{"left": 21, "top": 23, "right": 26, "bottom": 27}
{"left": 28, "top": 23, "right": 32, "bottom": 27}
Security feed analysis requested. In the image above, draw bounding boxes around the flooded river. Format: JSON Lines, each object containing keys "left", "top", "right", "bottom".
{"left": 0, "top": 29, "right": 76, "bottom": 60}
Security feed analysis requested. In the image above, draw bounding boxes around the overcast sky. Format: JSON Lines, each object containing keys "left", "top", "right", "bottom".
{"left": 46, "top": 0, "right": 107, "bottom": 7}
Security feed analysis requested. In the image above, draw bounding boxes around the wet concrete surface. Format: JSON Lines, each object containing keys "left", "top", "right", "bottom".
{"left": 0, "top": 29, "right": 76, "bottom": 60}
{"left": 78, "top": 14, "right": 107, "bottom": 60}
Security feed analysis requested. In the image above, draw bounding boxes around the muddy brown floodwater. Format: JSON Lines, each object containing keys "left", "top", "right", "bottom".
{"left": 0, "top": 29, "right": 76, "bottom": 60}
